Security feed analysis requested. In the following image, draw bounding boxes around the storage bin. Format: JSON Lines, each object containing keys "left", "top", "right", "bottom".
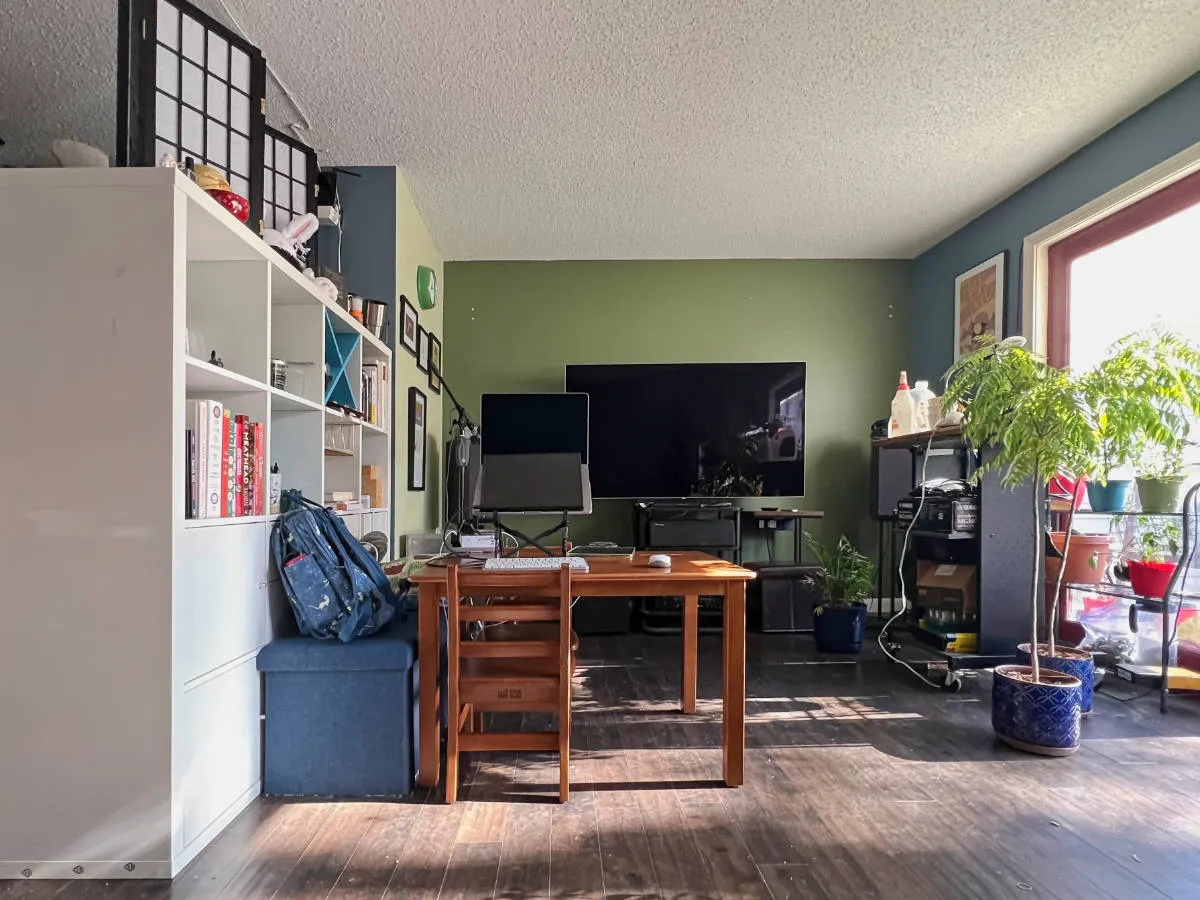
{"left": 257, "top": 620, "right": 418, "bottom": 797}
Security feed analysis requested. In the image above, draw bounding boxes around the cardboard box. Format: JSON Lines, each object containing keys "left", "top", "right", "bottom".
{"left": 915, "top": 561, "right": 978, "bottom": 614}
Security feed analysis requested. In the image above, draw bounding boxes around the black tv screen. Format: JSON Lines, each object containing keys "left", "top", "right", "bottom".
{"left": 565, "top": 362, "right": 805, "bottom": 498}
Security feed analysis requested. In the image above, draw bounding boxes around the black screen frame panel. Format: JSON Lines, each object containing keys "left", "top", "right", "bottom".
{"left": 564, "top": 362, "right": 806, "bottom": 499}
{"left": 480, "top": 393, "right": 590, "bottom": 463}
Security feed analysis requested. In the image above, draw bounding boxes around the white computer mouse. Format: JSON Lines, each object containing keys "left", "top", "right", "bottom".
{"left": 648, "top": 554, "right": 672, "bottom": 568}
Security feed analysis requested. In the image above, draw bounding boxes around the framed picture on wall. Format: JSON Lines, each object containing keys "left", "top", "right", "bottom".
{"left": 954, "top": 251, "right": 1007, "bottom": 359}
{"left": 400, "top": 296, "right": 419, "bottom": 357}
{"left": 416, "top": 326, "right": 429, "bottom": 373}
{"left": 408, "top": 386, "right": 426, "bottom": 491}
{"left": 428, "top": 333, "right": 442, "bottom": 395}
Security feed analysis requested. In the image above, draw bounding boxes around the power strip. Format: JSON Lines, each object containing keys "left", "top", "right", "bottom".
{"left": 459, "top": 534, "right": 497, "bottom": 551}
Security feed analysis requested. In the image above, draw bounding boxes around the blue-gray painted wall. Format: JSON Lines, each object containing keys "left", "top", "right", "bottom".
{"left": 317, "top": 166, "right": 397, "bottom": 333}
{"left": 909, "top": 71, "right": 1200, "bottom": 384}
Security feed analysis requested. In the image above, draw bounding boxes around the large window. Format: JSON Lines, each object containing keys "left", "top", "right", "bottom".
{"left": 1046, "top": 167, "right": 1200, "bottom": 369}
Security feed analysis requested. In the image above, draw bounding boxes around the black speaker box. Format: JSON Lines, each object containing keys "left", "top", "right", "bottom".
{"left": 646, "top": 517, "right": 738, "bottom": 549}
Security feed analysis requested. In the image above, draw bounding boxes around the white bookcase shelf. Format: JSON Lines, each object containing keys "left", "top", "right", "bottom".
{"left": 0, "top": 167, "right": 393, "bottom": 881}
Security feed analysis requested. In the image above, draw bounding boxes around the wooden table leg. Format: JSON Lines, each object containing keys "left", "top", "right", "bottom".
{"left": 722, "top": 580, "right": 746, "bottom": 787}
{"left": 682, "top": 593, "right": 698, "bottom": 713}
{"left": 417, "top": 582, "right": 441, "bottom": 788}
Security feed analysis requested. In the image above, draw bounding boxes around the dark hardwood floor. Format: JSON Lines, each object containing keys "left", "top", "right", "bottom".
{"left": 6, "top": 632, "right": 1200, "bottom": 899}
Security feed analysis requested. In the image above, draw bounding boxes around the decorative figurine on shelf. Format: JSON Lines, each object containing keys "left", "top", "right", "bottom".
{"left": 265, "top": 213, "right": 319, "bottom": 270}
{"left": 208, "top": 350, "right": 224, "bottom": 368}
{"left": 192, "top": 164, "right": 250, "bottom": 223}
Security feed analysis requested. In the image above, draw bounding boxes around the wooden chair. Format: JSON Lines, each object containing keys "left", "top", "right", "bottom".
{"left": 444, "top": 565, "right": 574, "bottom": 803}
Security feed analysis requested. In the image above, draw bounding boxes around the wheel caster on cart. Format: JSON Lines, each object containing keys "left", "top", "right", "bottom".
{"left": 938, "top": 670, "right": 963, "bottom": 693}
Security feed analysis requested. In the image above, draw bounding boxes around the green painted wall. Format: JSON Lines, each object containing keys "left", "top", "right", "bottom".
{"left": 443, "top": 259, "right": 910, "bottom": 559}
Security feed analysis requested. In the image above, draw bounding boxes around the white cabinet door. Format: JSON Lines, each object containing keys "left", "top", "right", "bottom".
{"left": 177, "top": 522, "right": 272, "bottom": 685}
{"left": 340, "top": 512, "right": 363, "bottom": 538}
{"left": 178, "top": 656, "right": 261, "bottom": 849}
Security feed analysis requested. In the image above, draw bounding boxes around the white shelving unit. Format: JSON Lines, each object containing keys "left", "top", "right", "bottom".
{"left": 0, "top": 167, "right": 392, "bottom": 879}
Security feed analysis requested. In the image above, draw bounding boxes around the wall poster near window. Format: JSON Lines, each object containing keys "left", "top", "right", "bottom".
{"left": 954, "top": 251, "right": 1006, "bottom": 359}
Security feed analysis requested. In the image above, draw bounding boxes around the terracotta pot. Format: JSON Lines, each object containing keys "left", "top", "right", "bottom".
{"left": 1049, "top": 533, "right": 1110, "bottom": 587}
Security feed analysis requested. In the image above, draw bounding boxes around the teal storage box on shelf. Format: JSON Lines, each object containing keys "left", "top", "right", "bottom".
{"left": 257, "top": 619, "right": 418, "bottom": 797}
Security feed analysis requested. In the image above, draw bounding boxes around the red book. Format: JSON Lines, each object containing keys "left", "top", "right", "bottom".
{"left": 253, "top": 422, "right": 265, "bottom": 515}
{"left": 232, "top": 416, "right": 244, "bottom": 516}
{"left": 220, "top": 409, "right": 232, "bottom": 517}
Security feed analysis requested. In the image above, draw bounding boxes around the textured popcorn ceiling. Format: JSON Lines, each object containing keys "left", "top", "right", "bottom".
{"left": 3, "top": 1, "right": 1200, "bottom": 259}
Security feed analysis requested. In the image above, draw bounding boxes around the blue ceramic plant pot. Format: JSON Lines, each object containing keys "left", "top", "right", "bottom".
{"left": 1016, "top": 643, "right": 1095, "bottom": 714}
{"left": 1086, "top": 479, "right": 1131, "bottom": 513}
{"left": 992, "top": 664, "right": 1081, "bottom": 756}
{"left": 813, "top": 603, "right": 868, "bottom": 653}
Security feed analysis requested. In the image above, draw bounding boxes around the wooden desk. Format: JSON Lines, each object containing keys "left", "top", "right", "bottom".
{"left": 410, "top": 551, "right": 756, "bottom": 788}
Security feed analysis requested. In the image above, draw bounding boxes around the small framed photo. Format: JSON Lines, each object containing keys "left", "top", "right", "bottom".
{"left": 954, "top": 251, "right": 1006, "bottom": 359}
{"left": 416, "top": 325, "right": 429, "bottom": 373}
{"left": 408, "top": 386, "right": 426, "bottom": 491}
{"left": 399, "top": 295, "right": 419, "bottom": 357}
{"left": 428, "top": 333, "right": 442, "bottom": 395}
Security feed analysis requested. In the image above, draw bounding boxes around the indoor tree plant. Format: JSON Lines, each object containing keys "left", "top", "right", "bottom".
{"left": 804, "top": 533, "right": 874, "bottom": 653}
{"left": 942, "top": 336, "right": 1094, "bottom": 755}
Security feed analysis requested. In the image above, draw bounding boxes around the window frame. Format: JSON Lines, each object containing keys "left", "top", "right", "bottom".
{"left": 1046, "top": 167, "right": 1200, "bottom": 368}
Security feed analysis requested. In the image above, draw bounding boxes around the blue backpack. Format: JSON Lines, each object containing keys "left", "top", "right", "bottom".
{"left": 270, "top": 491, "right": 402, "bottom": 642}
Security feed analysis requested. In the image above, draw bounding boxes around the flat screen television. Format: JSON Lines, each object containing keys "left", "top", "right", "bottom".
{"left": 565, "top": 362, "right": 805, "bottom": 499}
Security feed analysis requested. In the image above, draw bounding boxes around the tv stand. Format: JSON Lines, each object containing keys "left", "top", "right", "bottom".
{"left": 633, "top": 500, "right": 741, "bottom": 634}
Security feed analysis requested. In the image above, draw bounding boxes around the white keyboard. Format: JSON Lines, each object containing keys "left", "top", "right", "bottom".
{"left": 482, "top": 556, "right": 590, "bottom": 573}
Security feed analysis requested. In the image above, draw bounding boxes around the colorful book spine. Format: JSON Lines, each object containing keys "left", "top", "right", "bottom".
{"left": 186, "top": 400, "right": 207, "bottom": 518}
{"left": 233, "top": 415, "right": 245, "bottom": 516}
{"left": 204, "top": 401, "right": 224, "bottom": 518}
{"left": 239, "top": 415, "right": 252, "bottom": 516}
{"left": 186, "top": 429, "right": 198, "bottom": 519}
{"left": 256, "top": 422, "right": 266, "bottom": 514}
{"left": 223, "top": 409, "right": 235, "bottom": 517}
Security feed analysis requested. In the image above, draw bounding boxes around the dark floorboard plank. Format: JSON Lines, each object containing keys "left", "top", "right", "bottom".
{"left": 549, "top": 791, "right": 604, "bottom": 899}
{"left": 594, "top": 802, "right": 659, "bottom": 900}
{"left": 215, "top": 800, "right": 336, "bottom": 899}
{"left": 382, "top": 803, "right": 465, "bottom": 900}
{"left": 756, "top": 864, "right": 830, "bottom": 900}
{"left": 270, "top": 802, "right": 379, "bottom": 900}
{"left": 678, "top": 802, "right": 772, "bottom": 900}
{"left": 439, "top": 841, "right": 502, "bottom": 900}
{"left": 327, "top": 801, "right": 425, "bottom": 900}
{"left": 495, "top": 797, "right": 553, "bottom": 900}
{"left": 169, "top": 798, "right": 292, "bottom": 900}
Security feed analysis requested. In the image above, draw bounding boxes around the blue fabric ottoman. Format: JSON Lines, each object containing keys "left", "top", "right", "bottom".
{"left": 257, "top": 619, "right": 417, "bottom": 797}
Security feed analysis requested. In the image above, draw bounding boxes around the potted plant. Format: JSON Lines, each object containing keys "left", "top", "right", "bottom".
{"left": 1136, "top": 442, "right": 1189, "bottom": 514}
{"left": 1095, "top": 329, "right": 1200, "bottom": 512}
{"left": 942, "top": 336, "right": 1093, "bottom": 755}
{"left": 803, "top": 533, "right": 873, "bottom": 653}
{"left": 1128, "top": 518, "right": 1182, "bottom": 599}
{"left": 1078, "top": 370, "right": 1137, "bottom": 512}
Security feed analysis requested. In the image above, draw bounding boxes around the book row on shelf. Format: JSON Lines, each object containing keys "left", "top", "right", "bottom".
{"left": 361, "top": 361, "right": 390, "bottom": 430}
{"left": 184, "top": 399, "right": 269, "bottom": 519}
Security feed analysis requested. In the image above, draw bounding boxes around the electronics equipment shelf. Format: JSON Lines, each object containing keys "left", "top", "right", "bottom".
{"left": 873, "top": 428, "right": 1037, "bottom": 674}
{"left": 0, "top": 167, "right": 392, "bottom": 879}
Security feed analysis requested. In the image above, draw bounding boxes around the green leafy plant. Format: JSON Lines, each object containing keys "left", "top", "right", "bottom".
{"left": 1094, "top": 329, "right": 1200, "bottom": 478}
{"left": 941, "top": 336, "right": 1096, "bottom": 679}
{"left": 1138, "top": 518, "right": 1181, "bottom": 563}
{"left": 803, "top": 533, "right": 873, "bottom": 607}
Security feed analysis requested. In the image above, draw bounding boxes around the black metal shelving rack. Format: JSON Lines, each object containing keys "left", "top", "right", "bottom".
{"left": 876, "top": 429, "right": 1039, "bottom": 675}
{"left": 1062, "top": 484, "right": 1199, "bottom": 712}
